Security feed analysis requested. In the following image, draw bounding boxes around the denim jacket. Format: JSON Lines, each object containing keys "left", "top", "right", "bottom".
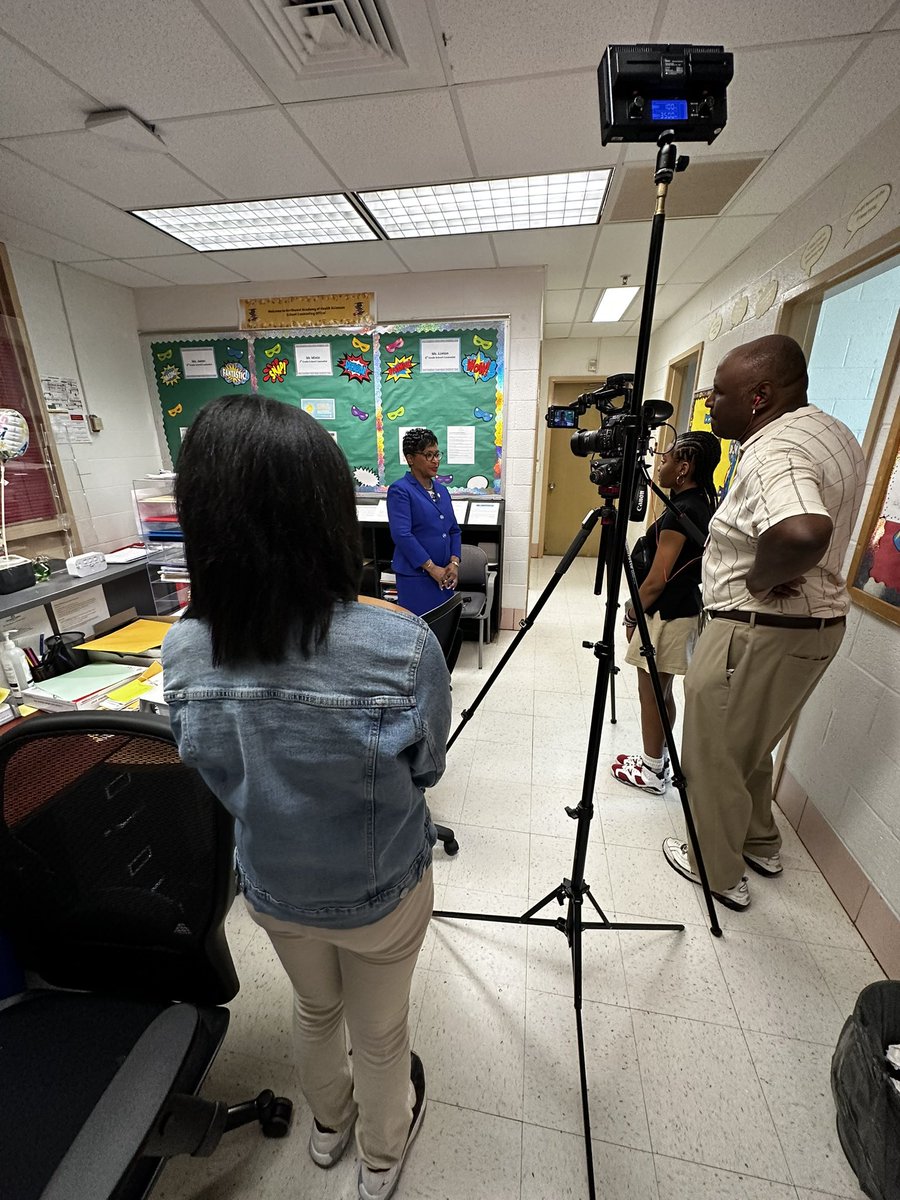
{"left": 162, "top": 602, "right": 451, "bottom": 929}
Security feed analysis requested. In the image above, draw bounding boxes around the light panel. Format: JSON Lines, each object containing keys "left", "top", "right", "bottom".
{"left": 358, "top": 171, "right": 612, "bottom": 238}
{"left": 131, "top": 195, "right": 378, "bottom": 251}
{"left": 592, "top": 285, "right": 639, "bottom": 322}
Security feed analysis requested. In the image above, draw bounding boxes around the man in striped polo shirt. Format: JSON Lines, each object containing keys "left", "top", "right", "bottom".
{"left": 663, "top": 334, "right": 866, "bottom": 910}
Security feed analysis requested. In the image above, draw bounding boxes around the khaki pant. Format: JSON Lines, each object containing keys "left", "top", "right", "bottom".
{"left": 682, "top": 618, "right": 844, "bottom": 893}
{"left": 248, "top": 868, "right": 433, "bottom": 1170}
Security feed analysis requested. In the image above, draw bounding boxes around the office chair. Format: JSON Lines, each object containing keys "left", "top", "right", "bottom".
{"left": 421, "top": 593, "right": 463, "bottom": 856}
{"left": 0, "top": 712, "right": 292, "bottom": 1200}
{"left": 457, "top": 544, "right": 498, "bottom": 669}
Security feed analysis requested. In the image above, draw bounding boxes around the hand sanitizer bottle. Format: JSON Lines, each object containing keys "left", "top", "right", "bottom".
{"left": 0, "top": 630, "right": 33, "bottom": 693}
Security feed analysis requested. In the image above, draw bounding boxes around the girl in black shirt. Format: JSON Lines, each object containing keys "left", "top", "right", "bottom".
{"left": 611, "top": 431, "right": 720, "bottom": 794}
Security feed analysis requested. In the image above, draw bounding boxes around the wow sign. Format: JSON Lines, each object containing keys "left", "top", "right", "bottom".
{"left": 462, "top": 351, "right": 497, "bottom": 382}
{"left": 337, "top": 352, "right": 372, "bottom": 383}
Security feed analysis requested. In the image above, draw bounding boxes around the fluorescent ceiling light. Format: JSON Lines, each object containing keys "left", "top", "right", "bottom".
{"left": 358, "top": 170, "right": 612, "bottom": 238}
{"left": 592, "top": 286, "right": 639, "bottom": 322}
{"left": 131, "top": 196, "right": 378, "bottom": 251}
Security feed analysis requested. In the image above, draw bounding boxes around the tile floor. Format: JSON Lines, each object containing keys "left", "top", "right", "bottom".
{"left": 157, "top": 557, "right": 886, "bottom": 1200}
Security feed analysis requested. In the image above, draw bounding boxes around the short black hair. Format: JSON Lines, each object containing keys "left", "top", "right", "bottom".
{"left": 402, "top": 427, "right": 438, "bottom": 458}
{"left": 176, "top": 394, "right": 362, "bottom": 666}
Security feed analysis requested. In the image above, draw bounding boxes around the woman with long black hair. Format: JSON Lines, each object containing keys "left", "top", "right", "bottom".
{"left": 611, "top": 430, "right": 721, "bottom": 794}
{"left": 163, "top": 395, "right": 450, "bottom": 1200}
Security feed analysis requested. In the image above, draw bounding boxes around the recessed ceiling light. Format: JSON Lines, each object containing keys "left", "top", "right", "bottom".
{"left": 131, "top": 195, "right": 379, "bottom": 251}
{"left": 358, "top": 170, "right": 613, "bottom": 238}
{"left": 592, "top": 286, "right": 640, "bottom": 322}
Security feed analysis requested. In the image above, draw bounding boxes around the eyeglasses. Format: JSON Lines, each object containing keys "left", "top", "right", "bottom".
{"left": 417, "top": 450, "right": 442, "bottom": 462}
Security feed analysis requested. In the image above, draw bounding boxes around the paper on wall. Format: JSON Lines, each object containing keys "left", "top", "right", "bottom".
{"left": 446, "top": 425, "right": 475, "bottom": 465}
{"left": 420, "top": 338, "right": 461, "bottom": 373}
{"left": 294, "top": 343, "right": 333, "bottom": 376}
{"left": 0, "top": 605, "right": 54, "bottom": 653}
{"left": 468, "top": 502, "right": 501, "bottom": 526}
{"left": 50, "top": 586, "right": 110, "bottom": 636}
{"left": 180, "top": 346, "right": 217, "bottom": 379}
{"left": 42, "top": 376, "right": 92, "bottom": 444}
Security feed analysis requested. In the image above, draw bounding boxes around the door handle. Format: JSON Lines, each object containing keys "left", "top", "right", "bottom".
{"left": 548, "top": 481, "right": 556, "bottom": 491}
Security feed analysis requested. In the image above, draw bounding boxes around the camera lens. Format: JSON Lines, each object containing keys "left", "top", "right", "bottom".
{"left": 570, "top": 428, "right": 604, "bottom": 457}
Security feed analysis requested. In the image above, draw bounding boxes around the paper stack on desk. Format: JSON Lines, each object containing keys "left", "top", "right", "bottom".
{"left": 22, "top": 664, "right": 144, "bottom": 712}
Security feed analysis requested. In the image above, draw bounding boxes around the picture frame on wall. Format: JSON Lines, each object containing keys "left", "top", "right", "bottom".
{"left": 848, "top": 386, "right": 900, "bottom": 626}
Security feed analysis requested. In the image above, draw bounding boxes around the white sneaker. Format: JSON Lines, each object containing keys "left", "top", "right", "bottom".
{"left": 662, "top": 837, "right": 750, "bottom": 911}
{"left": 309, "top": 1113, "right": 356, "bottom": 1167}
{"left": 743, "top": 850, "right": 783, "bottom": 877}
{"left": 610, "top": 753, "right": 667, "bottom": 795}
{"left": 358, "top": 1053, "right": 426, "bottom": 1200}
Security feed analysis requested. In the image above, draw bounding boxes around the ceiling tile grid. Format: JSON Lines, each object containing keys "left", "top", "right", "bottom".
{"left": 0, "top": 211, "right": 104, "bottom": 263}
{"left": 0, "top": 33, "right": 96, "bottom": 137}
{"left": 391, "top": 233, "right": 496, "bottom": 272}
{"left": 657, "top": 0, "right": 894, "bottom": 46}
{"left": 71, "top": 259, "right": 174, "bottom": 288}
{"left": 122, "top": 254, "right": 249, "bottom": 285}
{"left": 205, "top": 248, "right": 324, "bottom": 281}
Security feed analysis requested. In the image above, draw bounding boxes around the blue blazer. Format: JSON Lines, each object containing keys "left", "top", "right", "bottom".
{"left": 387, "top": 472, "right": 462, "bottom": 576}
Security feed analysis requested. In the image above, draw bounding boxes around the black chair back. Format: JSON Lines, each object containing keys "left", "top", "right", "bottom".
{"left": 458, "top": 544, "right": 489, "bottom": 590}
{"left": 0, "top": 712, "right": 239, "bottom": 1005}
{"left": 421, "top": 592, "right": 464, "bottom": 672}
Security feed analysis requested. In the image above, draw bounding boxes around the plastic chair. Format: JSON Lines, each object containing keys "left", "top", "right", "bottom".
{"left": 421, "top": 593, "right": 463, "bottom": 856}
{"left": 0, "top": 712, "right": 293, "bottom": 1200}
{"left": 458, "top": 544, "right": 497, "bottom": 669}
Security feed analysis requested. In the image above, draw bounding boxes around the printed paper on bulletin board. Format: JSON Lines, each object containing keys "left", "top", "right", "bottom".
{"left": 379, "top": 325, "right": 503, "bottom": 492}
{"left": 253, "top": 332, "right": 379, "bottom": 487}
{"left": 690, "top": 389, "right": 739, "bottom": 500}
{"left": 150, "top": 338, "right": 253, "bottom": 464}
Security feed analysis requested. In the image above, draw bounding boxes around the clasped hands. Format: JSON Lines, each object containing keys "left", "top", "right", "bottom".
{"left": 426, "top": 562, "right": 459, "bottom": 590}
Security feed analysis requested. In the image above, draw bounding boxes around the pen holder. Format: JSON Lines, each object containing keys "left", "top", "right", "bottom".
{"left": 41, "top": 632, "right": 88, "bottom": 677}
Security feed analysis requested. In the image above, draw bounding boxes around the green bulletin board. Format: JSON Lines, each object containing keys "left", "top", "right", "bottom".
{"left": 253, "top": 332, "right": 379, "bottom": 485}
{"left": 145, "top": 321, "right": 504, "bottom": 493}
{"left": 151, "top": 337, "right": 252, "bottom": 464}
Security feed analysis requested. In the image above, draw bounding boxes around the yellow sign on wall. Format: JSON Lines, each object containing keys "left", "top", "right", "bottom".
{"left": 239, "top": 293, "right": 375, "bottom": 330}
{"left": 689, "top": 389, "right": 740, "bottom": 498}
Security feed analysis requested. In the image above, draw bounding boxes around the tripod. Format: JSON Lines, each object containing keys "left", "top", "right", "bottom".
{"left": 434, "top": 131, "right": 722, "bottom": 1200}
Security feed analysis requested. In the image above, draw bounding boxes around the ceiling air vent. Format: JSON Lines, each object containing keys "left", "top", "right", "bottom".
{"left": 252, "top": 0, "right": 405, "bottom": 76}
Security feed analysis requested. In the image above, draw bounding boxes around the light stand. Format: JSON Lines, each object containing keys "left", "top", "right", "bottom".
{"left": 435, "top": 131, "right": 723, "bottom": 1199}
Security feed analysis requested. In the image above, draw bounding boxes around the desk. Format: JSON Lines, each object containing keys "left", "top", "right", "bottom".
{"left": 356, "top": 498, "right": 504, "bottom": 630}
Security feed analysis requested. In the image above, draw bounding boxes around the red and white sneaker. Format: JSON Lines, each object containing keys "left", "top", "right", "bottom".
{"left": 610, "top": 754, "right": 667, "bottom": 795}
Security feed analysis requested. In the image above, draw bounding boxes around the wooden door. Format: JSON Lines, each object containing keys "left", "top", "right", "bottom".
{"left": 543, "top": 381, "right": 604, "bottom": 557}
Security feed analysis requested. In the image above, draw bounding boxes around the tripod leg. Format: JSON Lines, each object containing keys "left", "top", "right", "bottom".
{"left": 621, "top": 551, "right": 722, "bottom": 936}
{"left": 594, "top": 523, "right": 619, "bottom": 724}
{"left": 447, "top": 507, "right": 603, "bottom": 750}
{"left": 568, "top": 893, "right": 597, "bottom": 1200}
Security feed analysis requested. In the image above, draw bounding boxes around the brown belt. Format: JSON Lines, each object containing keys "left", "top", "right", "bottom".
{"left": 709, "top": 609, "right": 845, "bottom": 630}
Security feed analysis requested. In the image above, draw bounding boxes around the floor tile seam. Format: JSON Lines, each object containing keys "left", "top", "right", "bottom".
{"left": 734, "top": 1006, "right": 799, "bottom": 1190}
{"left": 711, "top": 926, "right": 845, "bottom": 1019}
{"left": 731, "top": 1020, "right": 849, "bottom": 1050}
{"left": 620, "top": 1000, "right": 744, "bottom": 1033}
{"left": 651, "top": 1148, "right": 805, "bottom": 1190}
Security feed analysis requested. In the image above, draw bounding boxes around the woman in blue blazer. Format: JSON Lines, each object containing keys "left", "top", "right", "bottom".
{"left": 387, "top": 428, "right": 462, "bottom": 615}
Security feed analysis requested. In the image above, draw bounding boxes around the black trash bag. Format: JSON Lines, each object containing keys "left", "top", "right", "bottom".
{"left": 831, "top": 980, "right": 900, "bottom": 1200}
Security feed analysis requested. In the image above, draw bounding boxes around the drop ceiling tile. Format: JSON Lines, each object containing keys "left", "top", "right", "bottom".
{"left": 158, "top": 108, "right": 341, "bottom": 199}
{"left": 456, "top": 73, "right": 618, "bottom": 176}
{"left": 667, "top": 216, "right": 772, "bottom": 284}
{"left": 545, "top": 290, "right": 585, "bottom": 323}
{"left": 657, "top": 0, "right": 892, "bottom": 45}
{"left": 391, "top": 234, "right": 494, "bottom": 272}
{"left": 569, "top": 320, "right": 632, "bottom": 338}
{"left": 650, "top": 284, "right": 703, "bottom": 323}
{"left": 0, "top": 212, "right": 103, "bottom": 262}
{"left": 0, "top": 146, "right": 194, "bottom": 256}
{"left": 728, "top": 32, "right": 900, "bottom": 217}
{"left": 123, "top": 254, "right": 248, "bottom": 284}
{"left": 2, "top": 131, "right": 218, "bottom": 208}
{"left": 543, "top": 323, "right": 574, "bottom": 339}
{"left": 435, "top": 0, "right": 653, "bottom": 82}
{"left": 0, "top": 33, "right": 95, "bottom": 137}
{"left": 72, "top": 259, "right": 173, "bottom": 287}
{"left": 492, "top": 227, "right": 599, "bottom": 288}
{"left": 298, "top": 242, "right": 409, "bottom": 276}
{"left": 205, "top": 248, "right": 323, "bottom": 281}
{"left": 0, "top": 0, "right": 268, "bottom": 118}
{"left": 288, "top": 90, "right": 471, "bottom": 189}
{"left": 586, "top": 218, "right": 716, "bottom": 288}
{"left": 575, "top": 289, "right": 628, "bottom": 323}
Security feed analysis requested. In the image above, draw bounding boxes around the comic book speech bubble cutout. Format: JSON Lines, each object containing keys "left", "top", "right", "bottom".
{"left": 800, "top": 225, "right": 832, "bottom": 276}
{"left": 263, "top": 358, "right": 288, "bottom": 383}
{"left": 161, "top": 365, "right": 182, "bottom": 387}
{"left": 385, "top": 354, "right": 415, "bottom": 382}
{"left": 385, "top": 338, "right": 404, "bottom": 352}
{"left": 473, "top": 407, "right": 493, "bottom": 422}
{"left": 338, "top": 353, "right": 371, "bottom": 384}
{"left": 220, "top": 360, "right": 250, "bottom": 386}
{"left": 754, "top": 279, "right": 778, "bottom": 319}
{"left": 730, "top": 296, "right": 749, "bottom": 328}
{"left": 386, "top": 406, "right": 405, "bottom": 421}
{"left": 466, "top": 475, "right": 489, "bottom": 490}
{"left": 462, "top": 351, "right": 497, "bottom": 382}
{"left": 167, "top": 403, "right": 183, "bottom": 418}
{"left": 350, "top": 406, "right": 370, "bottom": 421}
{"left": 264, "top": 343, "right": 282, "bottom": 358}
{"left": 845, "top": 184, "right": 891, "bottom": 246}
{"left": 354, "top": 467, "right": 379, "bottom": 487}
{"left": 708, "top": 312, "right": 723, "bottom": 341}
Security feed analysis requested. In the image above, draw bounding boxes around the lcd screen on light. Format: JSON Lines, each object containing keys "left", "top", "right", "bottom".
{"left": 650, "top": 98, "right": 688, "bottom": 121}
